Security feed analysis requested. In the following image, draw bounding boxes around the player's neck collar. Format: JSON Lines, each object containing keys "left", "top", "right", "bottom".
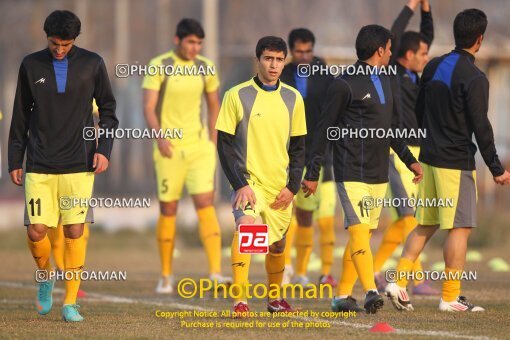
{"left": 253, "top": 76, "right": 280, "bottom": 92}
{"left": 67, "top": 45, "right": 77, "bottom": 57}
{"left": 453, "top": 48, "right": 475, "bottom": 62}
{"left": 171, "top": 49, "right": 194, "bottom": 63}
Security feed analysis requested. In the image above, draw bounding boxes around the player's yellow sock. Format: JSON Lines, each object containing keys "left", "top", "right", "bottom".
{"left": 402, "top": 216, "right": 417, "bottom": 235}
{"left": 337, "top": 240, "right": 358, "bottom": 296}
{"left": 412, "top": 258, "right": 424, "bottom": 286}
{"left": 27, "top": 234, "right": 52, "bottom": 272}
{"left": 318, "top": 217, "right": 335, "bottom": 276}
{"left": 83, "top": 223, "right": 90, "bottom": 249}
{"left": 63, "top": 234, "right": 86, "bottom": 305}
{"left": 197, "top": 206, "right": 222, "bottom": 275}
{"left": 442, "top": 267, "right": 462, "bottom": 302}
{"left": 373, "top": 218, "right": 404, "bottom": 273}
{"left": 231, "top": 231, "right": 251, "bottom": 304}
{"left": 48, "top": 224, "right": 65, "bottom": 271}
{"left": 265, "top": 251, "right": 285, "bottom": 298}
{"left": 396, "top": 257, "right": 414, "bottom": 288}
{"left": 284, "top": 215, "right": 297, "bottom": 266}
{"left": 295, "top": 226, "right": 313, "bottom": 276}
{"left": 157, "top": 215, "right": 176, "bottom": 277}
{"left": 348, "top": 224, "right": 376, "bottom": 292}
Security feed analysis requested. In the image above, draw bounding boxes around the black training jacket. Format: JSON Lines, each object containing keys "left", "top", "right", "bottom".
{"left": 416, "top": 49, "right": 504, "bottom": 177}
{"left": 305, "top": 61, "right": 417, "bottom": 184}
{"left": 8, "top": 46, "right": 118, "bottom": 174}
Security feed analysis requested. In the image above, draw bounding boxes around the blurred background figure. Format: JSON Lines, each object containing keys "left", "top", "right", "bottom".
{"left": 279, "top": 28, "right": 339, "bottom": 289}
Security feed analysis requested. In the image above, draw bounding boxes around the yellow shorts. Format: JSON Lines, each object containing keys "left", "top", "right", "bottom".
{"left": 24, "top": 172, "right": 95, "bottom": 228}
{"left": 314, "top": 180, "right": 338, "bottom": 220}
{"left": 295, "top": 169, "right": 322, "bottom": 212}
{"left": 232, "top": 181, "right": 292, "bottom": 245}
{"left": 415, "top": 163, "right": 477, "bottom": 230}
{"left": 153, "top": 139, "right": 216, "bottom": 202}
{"left": 336, "top": 181, "right": 388, "bottom": 229}
{"left": 388, "top": 146, "right": 420, "bottom": 219}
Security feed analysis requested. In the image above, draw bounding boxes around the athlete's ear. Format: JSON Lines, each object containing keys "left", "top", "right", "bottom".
{"left": 173, "top": 36, "right": 180, "bottom": 46}
{"left": 406, "top": 49, "right": 414, "bottom": 61}
{"left": 377, "top": 46, "right": 384, "bottom": 58}
{"left": 478, "top": 34, "right": 484, "bottom": 45}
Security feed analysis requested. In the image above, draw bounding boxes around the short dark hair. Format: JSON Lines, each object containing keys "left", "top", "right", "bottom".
{"left": 176, "top": 18, "right": 205, "bottom": 40}
{"left": 453, "top": 9, "right": 487, "bottom": 49}
{"left": 288, "top": 28, "right": 315, "bottom": 50}
{"left": 43, "top": 10, "right": 81, "bottom": 40}
{"left": 397, "top": 31, "right": 430, "bottom": 58}
{"left": 355, "top": 25, "right": 392, "bottom": 60}
{"left": 256, "top": 36, "right": 287, "bottom": 59}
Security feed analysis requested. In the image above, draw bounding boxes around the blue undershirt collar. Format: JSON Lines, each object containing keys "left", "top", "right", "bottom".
{"left": 53, "top": 56, "right": 68, "bottom": 93}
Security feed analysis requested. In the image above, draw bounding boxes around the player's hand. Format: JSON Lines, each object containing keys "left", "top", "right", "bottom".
{"left": 234, "top": 185, "right": 257, "bottom": 210}
{"left": 9, "top": 169, "right": 23, "bottom": 186}
{"left": 407, "top": 0, "right": 420, "bottom": 10}
{"left": 157, "top": 138, "right": 173, "bottom": 158}
{"left": 301, "top": 179, "right": 318, "bottom": 197}
{"left": 270, "top": 187, "right": 294, "bottom": 210}
{"left": 410, "top": 162, "right": 423, "bottom": 183}
{"left": 209, "top": 131, "right": 218, "bottom": 147}
{"left": 93, "top": 153, "right": 109, "bottom": 174}
{"left": 494, "top": 170, "right": 510, "bottom": 186}
{"left": 420, "top": 0, "right": 430, "bottom": 12}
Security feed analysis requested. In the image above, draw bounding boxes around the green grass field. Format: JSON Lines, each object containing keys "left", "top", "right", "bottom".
{"left": 1, "top": 228, "right": 509, "bottom": 339}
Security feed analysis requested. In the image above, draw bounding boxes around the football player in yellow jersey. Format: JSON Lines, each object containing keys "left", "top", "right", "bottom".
{"left": 216, "top": 36, "right": 307, "bottom": 315}
{"left": 142, "top": 18, "right": 230, "bottom": 293}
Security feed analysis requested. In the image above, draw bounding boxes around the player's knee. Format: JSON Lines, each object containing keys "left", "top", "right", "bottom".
{"left": 449, "top": 226, "right": 472, "bottom": 238}
{"left": 160, "top": 201, "right": 178, "bottom": 216}
{"left": 461, "top": 227, "right": 473, "bottom": 236}
{"left": 269, "top": 239, "right": 286, "bottom": 254}
{"left": 295, "top": 208, "right": 313, "bottom": 226}
{"left": 270, "top": 246, "right": 285, "bottom": 254}
{"left": 63, "top": 224, "right": 84, "bottom": 239}
{"left": 235, "top": 216, "right": 255, "bottom": 229}
{"left": 192, "top": 192, "right": 214, "bottom": 210}
{"left": 27, "top": 225, "right": 47, "bottom": 242}
{"left": 415, "top": 224, "right": 439, "bottom": 236}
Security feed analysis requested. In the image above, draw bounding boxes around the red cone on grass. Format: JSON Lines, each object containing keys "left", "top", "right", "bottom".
{"left": 370, "top": 322, "right": 395, "bottom": 333}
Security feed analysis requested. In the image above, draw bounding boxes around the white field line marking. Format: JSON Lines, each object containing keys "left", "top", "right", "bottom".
{"left": 0, "top": 281, "right": 490, "bottom": 339}
{"left": 0, "top": 281, "right": 209, "bottom": 312}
